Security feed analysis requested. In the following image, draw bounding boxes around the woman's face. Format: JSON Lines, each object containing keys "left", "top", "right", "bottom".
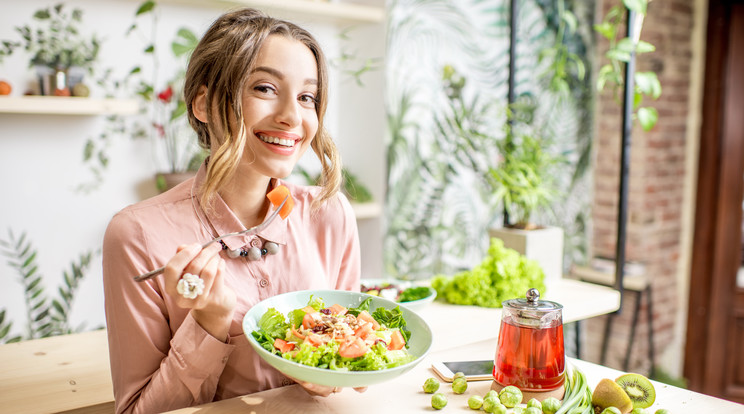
{"left": 237, "top": 34, "right": 319, "bottom": 180}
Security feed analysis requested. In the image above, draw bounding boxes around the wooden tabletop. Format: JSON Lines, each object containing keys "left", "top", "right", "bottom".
{"left": 0, "top": 329, "right": 113, "bottom": 414}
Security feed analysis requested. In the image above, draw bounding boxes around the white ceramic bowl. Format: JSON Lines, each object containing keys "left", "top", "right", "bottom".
{"left": 242, "top": 289, "right": 433, "bottom": 388}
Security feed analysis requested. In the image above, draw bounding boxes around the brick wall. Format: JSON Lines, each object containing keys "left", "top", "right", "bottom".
{"left": 584, "top": 0, "right": 694, "bottom": 374}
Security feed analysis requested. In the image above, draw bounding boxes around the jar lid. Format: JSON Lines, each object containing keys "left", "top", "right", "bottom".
{"left": 502, "top": 288, "right": 563, "bottom": 314}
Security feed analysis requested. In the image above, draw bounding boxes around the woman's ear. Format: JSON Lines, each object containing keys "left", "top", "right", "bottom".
{"left": 192, "top": 85, "right": 209, "bottom": 123}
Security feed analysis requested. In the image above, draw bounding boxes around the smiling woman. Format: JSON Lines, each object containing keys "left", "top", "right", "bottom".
{"left": 102, "top": 8, "right": 363, "bottom": 414}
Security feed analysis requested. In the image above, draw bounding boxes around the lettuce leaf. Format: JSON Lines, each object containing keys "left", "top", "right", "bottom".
{"left": 371, "top": 306, "right": 410, "bottom": 346}
{"left": 431, "top": 238, "right": 546, "bottom": 308}
{"left": 258, "top": 307, "right": 288, "bottom": 339}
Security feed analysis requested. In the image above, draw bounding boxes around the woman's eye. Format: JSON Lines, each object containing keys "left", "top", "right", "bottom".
{"left": 254, "top": 84, "right": 277, "bottom": 95}
{"left": 299, "top": 93, "right": 317, "bottom": 106}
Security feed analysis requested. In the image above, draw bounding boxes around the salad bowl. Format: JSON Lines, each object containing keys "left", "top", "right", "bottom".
{"left": 360, "top": 279, "right": 437, "bottom": 311}
{"left": 242, "top": 289, "right": 433, "bottom": 388}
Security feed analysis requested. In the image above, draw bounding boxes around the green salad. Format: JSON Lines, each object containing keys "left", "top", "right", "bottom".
{"left": 251, "top": 296, "right": 415, "bottom": 371}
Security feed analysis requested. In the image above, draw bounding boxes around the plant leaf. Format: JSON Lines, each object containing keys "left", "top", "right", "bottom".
{"left": 638, "top": 106, "right": 658, "bottom": 131}
{"left": 135, "top": 1, "right": 156, "bottom": 16}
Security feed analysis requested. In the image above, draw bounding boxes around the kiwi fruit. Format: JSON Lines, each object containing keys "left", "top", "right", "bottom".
{"left": 615, "top": 373, "right": 656, "bottom": 409}
{"left": 592, "top": 378, "right": 634, "bottom": 414}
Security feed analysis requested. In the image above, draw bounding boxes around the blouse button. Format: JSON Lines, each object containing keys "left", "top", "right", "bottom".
{"left": 221, "top": 356, "right": 229, "bottom": 364}
{"left": 259, "top": 279, "right": 269, "bottom": 288}
{"left": 250, "top": 238, "right": 262, "bottom": 248}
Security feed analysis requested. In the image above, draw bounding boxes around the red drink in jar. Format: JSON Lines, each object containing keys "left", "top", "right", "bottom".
{"left": 493, "top": 315, "right": 565, "bottom": 390}
{"left": 492, "top": 288, "right": 565, "bottom": 392}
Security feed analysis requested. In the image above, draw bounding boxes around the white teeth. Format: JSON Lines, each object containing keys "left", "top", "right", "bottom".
{"left": 258, "top": 133, "right": 296, "bottom": 147}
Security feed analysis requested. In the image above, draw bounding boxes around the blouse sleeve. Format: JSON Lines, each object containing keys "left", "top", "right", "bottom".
{"left": 102, "top": 210, "right": 235, "bottom": 414}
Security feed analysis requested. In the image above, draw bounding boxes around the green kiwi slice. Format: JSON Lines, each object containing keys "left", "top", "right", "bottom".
{"left": 615, "top": 373, "right": 656, "bottom": 409}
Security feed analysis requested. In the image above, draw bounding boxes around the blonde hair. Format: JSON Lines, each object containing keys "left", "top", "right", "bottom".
{"left": 184, "top": 8, "right": 342, "bottom": 211}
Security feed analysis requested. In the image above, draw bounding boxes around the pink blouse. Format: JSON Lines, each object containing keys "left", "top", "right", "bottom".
{"left": 102, "top": 166, "right": 361, "bottom": 414}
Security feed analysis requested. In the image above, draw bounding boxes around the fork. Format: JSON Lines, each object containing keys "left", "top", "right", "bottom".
{"left": 133, "top": 195, "right": 289, "bottom": 282}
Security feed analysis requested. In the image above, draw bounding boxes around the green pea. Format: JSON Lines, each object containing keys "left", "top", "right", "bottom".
{"left": 542, "top": 397, "right": 561, "bottom": 414}
{"left": 498, "top": 385, "right": 523, "bottom": 408}
{"left": 467, "top": 395, "right": 483, "bottom": 410}
{"left": 422, "top": 377, "right": 439, "bottom": 394}
{"left": 527, "top": 398, "right": 541, "bottom": 409}
{"left": 431, "top": 392, "right": 448, "bottom": 410}
{"left": 452, "top": 377, "right": 468, "bottom": 394}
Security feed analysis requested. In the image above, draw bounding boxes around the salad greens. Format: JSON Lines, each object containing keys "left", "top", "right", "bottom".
{"left": 251, "top": 296, "right": 414, "bottom": 371}
{"left": 431, "top": 238, "right": 546, "bottom": 308}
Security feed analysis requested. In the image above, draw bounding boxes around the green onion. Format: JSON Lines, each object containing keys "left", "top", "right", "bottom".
{"left": 556, "top": 366, "right": 593, "bottom": 414}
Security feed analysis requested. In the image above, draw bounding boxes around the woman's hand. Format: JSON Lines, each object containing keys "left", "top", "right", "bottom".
{"left": 163, "top": 242, "right": 237, "bottom": 342}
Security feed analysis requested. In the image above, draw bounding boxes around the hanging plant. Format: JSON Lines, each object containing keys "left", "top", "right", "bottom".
{"left": 594, "top": 0, "right": 662, "bottom": 131}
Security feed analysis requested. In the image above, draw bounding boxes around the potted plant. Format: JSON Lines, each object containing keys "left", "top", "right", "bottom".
{"left": 487, "top": 107, "right": 567, "bottom": 283}
{"left": 2, "top": 3, "right": 100, "bottom": 96}
{"left": 127, "top": 1, "right": 204, "bottom": 192}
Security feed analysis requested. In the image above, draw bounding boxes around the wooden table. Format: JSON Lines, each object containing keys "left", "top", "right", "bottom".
{"left": 0, "top": 278, "right": 619, "bottom": 413}
{"left": 164, "top": 338, "right": 744, "bottom": 413}
{"left": 0, "top": 329, "right": 113, "bottom": 414}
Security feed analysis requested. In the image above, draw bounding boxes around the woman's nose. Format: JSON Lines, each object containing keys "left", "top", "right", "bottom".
{"left": 274, "top": 96, "right": 302, "bottom": 127}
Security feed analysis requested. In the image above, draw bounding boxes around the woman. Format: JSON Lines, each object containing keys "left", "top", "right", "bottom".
{"left": 102, "top": 8, "right": 361, "bottom": 413}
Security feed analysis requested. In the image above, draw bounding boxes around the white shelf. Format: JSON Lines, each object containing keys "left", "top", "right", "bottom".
{"left": 352, "top": 202, "right": 382, "bottom": 220}
{"left": 0, "top": 96, "right": 139, "bottom": 116}
{"left": 151, "top": 0, "right": 384, "bottom": 24}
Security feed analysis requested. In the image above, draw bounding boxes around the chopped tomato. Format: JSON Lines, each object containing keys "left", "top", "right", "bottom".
{"left": 328, "top": 303, "right": 347, "bottom": 316}
{"left": 301, "top": 306, "right": 317, "bottom": 314}
{"left": 266, "top": 185, "right": 295, "bottom": 219}
{"left": 357, "top": 310, "right": 380, "bottom": 330}
{"left": 305, "top": 333, "right": 325, "bottom": 347}
{"left": 302, "top": 313, "right": 318, "bottom": 330}
{"left": 388, "top": 330, "right": 406, "bottom": 351}
{"left": 273, "top": 338, "right": 295, "bottom": 353}
{"left": 338, "top": 337, "right": 369, "bottom": 358}
{"left": 354, "top": 322, "right": 375, "bottom": 339}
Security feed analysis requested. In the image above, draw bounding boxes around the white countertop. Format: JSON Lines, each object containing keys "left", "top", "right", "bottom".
{"left": 165, "top": 337, "right": 744, "bottom": 413}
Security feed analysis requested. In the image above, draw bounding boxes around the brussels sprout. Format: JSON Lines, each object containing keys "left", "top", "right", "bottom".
{"left": 467, "top": 395, "right": 484, "bottom": 410}
{"left": 527, "top": 398, "right": 542, "bottom": 409}
{"left": 485, "top": 390, "right": 499, "bottom": 400}
{"left": 654, "top": 410, "right": 670, "bottom": 414}
{"left": 600, "top": 408, "right": 622, "bottom": 414}
{"left": 482, "top": 396, "right": 503, "bottom": 413}
{"left": 431, "top": 392, "right": 448, "bottom": 410}
{"left": 498, "top": 385, "right": 523, "bottom": 408}
{"left": 630, "top": 409, "right": 648, "bottom": 414}
{"left": 423, "top": 377, "right": 440, "bottom": 394}
{"left": 452, "top": 377, "right": 468, "bottom": 394}
{"left": 525, "top": 408, "right": 542, "bottom": 414}
{"left": 453, "top": 371, "right": 465, "bottom": 380}
{"left": 542, "top": 397, "right": 562, "bottom": 414}
{"left": 512, "top": 408, "right": 526, "bottom": 414}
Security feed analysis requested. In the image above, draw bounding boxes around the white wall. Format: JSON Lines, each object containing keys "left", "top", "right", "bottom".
{"left": 0, "top": 0, "right": 385, "bottom": 339}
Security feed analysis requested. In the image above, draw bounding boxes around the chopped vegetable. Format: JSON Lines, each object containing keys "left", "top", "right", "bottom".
{"left": 266, "top": 185, "right": 294, "bottom": 219}
{"left": 251, "top": 296, "right": 415, "bottom": 372}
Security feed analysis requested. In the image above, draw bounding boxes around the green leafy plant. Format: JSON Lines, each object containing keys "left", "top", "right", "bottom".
{"left": 0, "top": 3, "right": 100, "bottom": 71}
{"left": 594, "top": 0, "right": 662, "bottom": 131}
{"left": 0, "top": 229, "right": 95, "bottom": 343}
{"left": 489, "top": 104, "right": 567, "bottom": 229}
{"left": 78, "top": 1, "right": 201, "bottom": 191}
{"left": 430, "top": 238, "right": 546, "bottom": 308}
